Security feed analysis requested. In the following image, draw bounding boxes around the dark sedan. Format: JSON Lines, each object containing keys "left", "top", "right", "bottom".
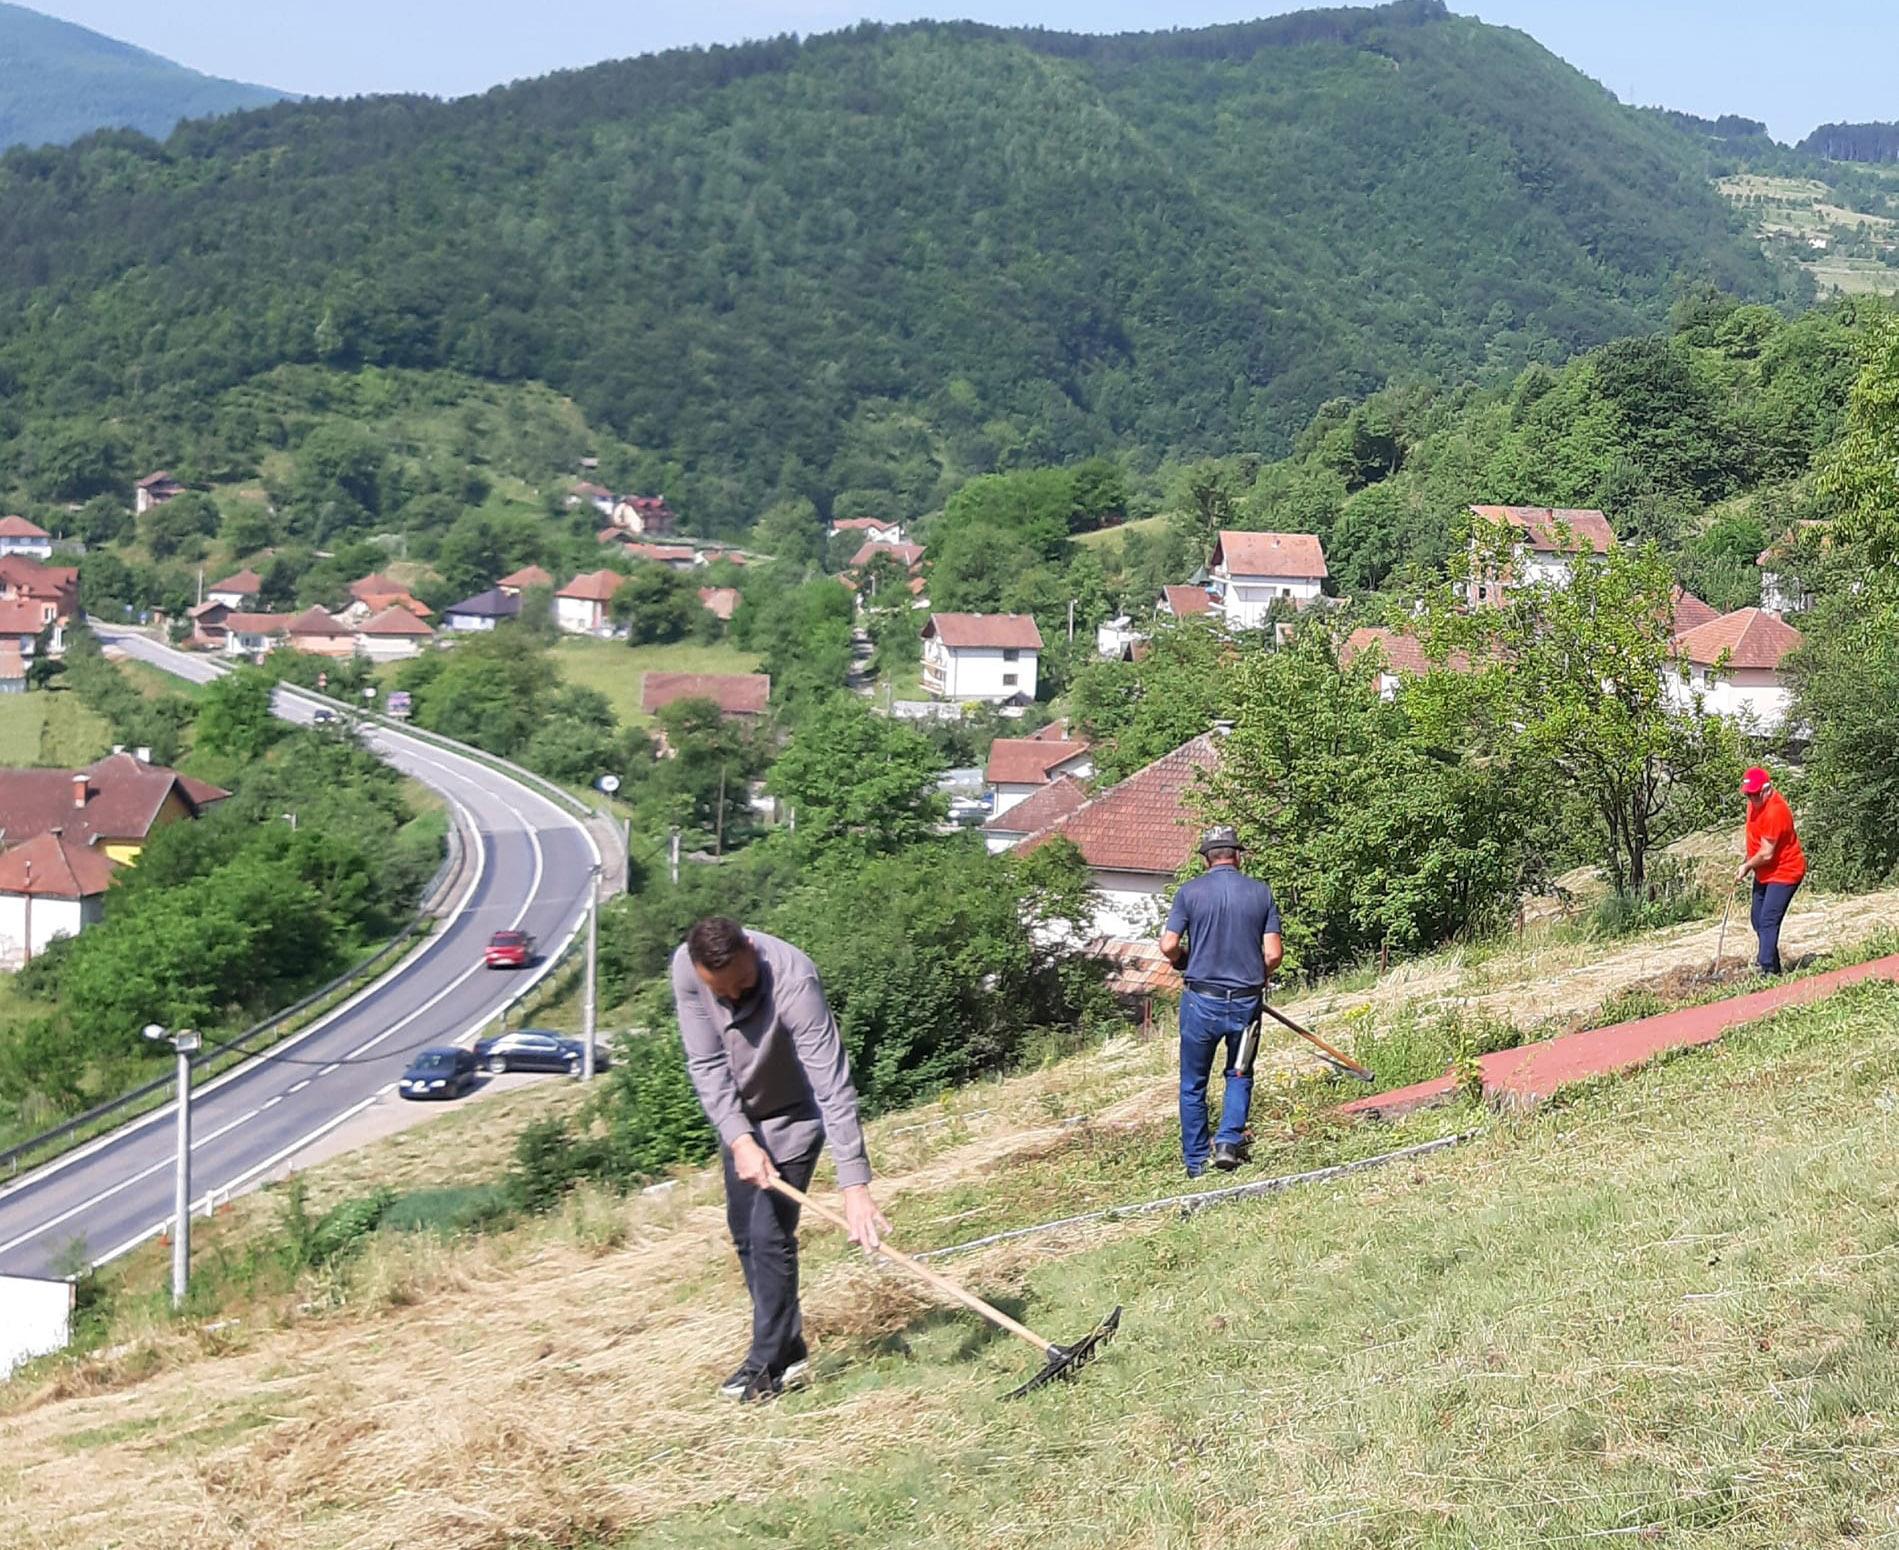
{"left": 472, "top": 1029, "right": 604, "bottom": 1077}
{"left": 398, "top": 1046, "right": 479, "bottom": 1100}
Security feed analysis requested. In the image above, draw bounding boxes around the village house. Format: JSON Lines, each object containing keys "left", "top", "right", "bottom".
{"left": 1159, "top": 584, "right": 1216, "bottom": 620}
{"left": 1340, "top": 626, "right": 1480, "bottom": 702}
{"left": 1667, "top": 607, "right": 1805, "bottom": 733}
{"left": 343, "top": 574, "right": 433, "bottom": 624}
{"left": 697, "top": 586, "right": 740, "bottom": 623}
{"left": 283, "top": 606, "right": 355, "bottom": 658}
{"left": 568, "top": 482, "right": 616, "bottom": 517}
{"left": 639, "top": 674, "right": 771, "bottom": 744}
{"left": 623, "top": 543, "right": 698, "bottom": 571}
{"left": 921, "top": 613, "right": 1042, "bottom": 703}
{"left": 1209, "top": 530, "right": 1329, "bottom": 629}
{"left": 0, "top": 641, "right": 24, "bottom": 694}
{"left": 849, "top": 540, "right": 925, "bottom": 573}
{"left": 1009, "top": 732, "right": 1222, "bottom": 937}
{"left": 205, "top": 568, "right": 263, "bottom": 609}
{"left": 0, "top": 831, "right": 117, "bottom": 967}
{"left": 0, "top": 516, "right": 54, "bottom": 559}
{"left": 609, "top": 495, "right": 678, "bottom": 536}
{"left": 1095, "top": 615, "right": 1146, "bottom": 659}
{"left": 1756, "top": 521, "right": 1830, "bottom": 615}
{"left": 133, "top": 472, "right": 186, "bottom": 514}
{"left": 985, "top": 728, "right": 1094, "bottom": 818}
{"left": 1467, "top": 505, "right": 1616, "bottom": 606}
{"left": 0, "top": 602, "right": 50, "bottom": 667}
{"left": 496, "top": 565, "right": 554, "bottom": 596}
{"left": 829, "top": 517, "right": 907, "bottom": 545}
{"left": 354, "top": 605, "right": 436, "bottom": 661}
{"left": 0, "top": 751, "right": 229, "bottom": 864}
{"left": 0, "top": 556, "right": 78, "bottom": 653}
{"left": 981, "top": 773, "right": 1089, "bottom": 855}
{"left": 441, "top": 588, "right": 521, "bottom": 632}
{"left": 1672, "top": 587, "right": 1720, "bottom": 638}
{"left": 220, "top": 611, "right": 291, "bottom": 658}
{"left": 555, "top": 570, "right": 628, "bottom": 634}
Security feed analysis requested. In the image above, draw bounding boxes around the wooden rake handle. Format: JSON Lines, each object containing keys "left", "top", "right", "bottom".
{"left": 1262, "top": 1002, "right": 1374, "bottom": 1080}
{"left": 766, "top": 1175, "right": 1055, "bottom": 1356}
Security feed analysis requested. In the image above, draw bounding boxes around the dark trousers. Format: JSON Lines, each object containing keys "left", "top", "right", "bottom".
{"left": 1750, "top": 879, "right": 1800, "bottom": 974}
{"left": 721, "top": 1138, "right": 822, "bottom": 1374}
{"left": 1178, "top": 988, "right": 1261, "bottom": 1172}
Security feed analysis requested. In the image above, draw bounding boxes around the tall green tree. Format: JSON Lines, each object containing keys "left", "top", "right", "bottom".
{"left": 767, "top": 695, "right": 944, "bottom": 853}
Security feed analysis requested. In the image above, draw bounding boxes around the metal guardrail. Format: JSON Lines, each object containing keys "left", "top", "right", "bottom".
{"left": 0, "top": 722, "right": 476, "bottom": 1180}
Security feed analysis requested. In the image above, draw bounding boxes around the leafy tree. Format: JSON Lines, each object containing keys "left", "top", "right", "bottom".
{"left": 143, "top": 491, "right": 220, "bottom": 559}
{"left": 732, "top": 573, "right": 853, "bottom": 709}
{"left": 1816, "top": 310, "right": 1899, "bottom": 562}
{"left": 646, "top": 698, "right": 768, "bottom": 853}
{"left": 767, "top": 695, "right": 944, "bottom": 853}
{"left": 220, "top": 503, "right": 276, "bottom": 556}
{"left": 610, "top": 563, "right": 697, "bottom": 645}
{"left": 1069, "top": 619, "right": 1245, "bottom": 783}
{"left": 193, "top": 668, "right": 283, "bottom": 761}
{"left": 749, "top": 496, "right": 827, "bottom": 571}
{"left": 71, "top": 494, "right": 129, "bottom": 547}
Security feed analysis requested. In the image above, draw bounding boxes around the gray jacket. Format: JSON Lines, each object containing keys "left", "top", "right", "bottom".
{"left": 670, "top": 931, "right": 872, "bottom": 1187}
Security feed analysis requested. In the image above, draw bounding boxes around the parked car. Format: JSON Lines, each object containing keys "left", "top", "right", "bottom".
{"left": 310, "top": 708, "right": 338, "bottom": 726}
{"left": 472, "top": 1029, "right": 603, "bottom": 1077}
{"left": 398, "top": 1046, "right": 479, "bottom": 1100}
{"left": 484, "top": 929, "right": 534, "bottom": 969}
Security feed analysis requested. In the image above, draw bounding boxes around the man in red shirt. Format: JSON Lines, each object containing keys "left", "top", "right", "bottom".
{"left": 1737, "top": 766, "right": 1806, "bottom": 975}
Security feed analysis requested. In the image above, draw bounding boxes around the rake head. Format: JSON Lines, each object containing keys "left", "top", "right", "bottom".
{"left": 1003, "top": 1306, "right": 1122, "bottom": 1400}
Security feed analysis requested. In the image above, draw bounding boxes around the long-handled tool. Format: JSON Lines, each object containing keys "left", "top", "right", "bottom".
{"left": 767, "top": 1176, "right": 1121, "bottom": 1400}
{"left": 1262, "top": 1002, "right": 1376, "bottom": 1084}
{"left": 1710, "top": 888, "right": 1734, "bottom": 979}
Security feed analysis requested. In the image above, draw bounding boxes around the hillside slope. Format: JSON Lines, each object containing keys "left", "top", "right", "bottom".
{"left": 0, "top": 2, "right": 1782, "bottom": 531}
{"left": 0, "top": 2, "right": 285, "bottom": 150}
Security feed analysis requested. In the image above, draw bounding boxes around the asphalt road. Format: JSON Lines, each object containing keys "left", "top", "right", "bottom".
{"left": 0, "top": 630, "right": 601, "bottom": 1278}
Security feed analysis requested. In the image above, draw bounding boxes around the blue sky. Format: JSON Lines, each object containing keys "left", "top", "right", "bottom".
{"left": 31, "top": 0, "right": 1895, "bottom": 142}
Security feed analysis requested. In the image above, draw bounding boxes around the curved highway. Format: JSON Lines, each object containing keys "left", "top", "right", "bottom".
{"left": 0, "top": 629, "right": 604, "bottom": 1278}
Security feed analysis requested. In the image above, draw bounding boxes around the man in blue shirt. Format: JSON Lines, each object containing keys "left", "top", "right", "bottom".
{"left": 1159, "top": 826, "right": 1284, "bottom": 1177}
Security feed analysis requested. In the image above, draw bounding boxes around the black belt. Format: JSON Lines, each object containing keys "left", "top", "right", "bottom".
{"left": 1183, "top": 982, "right": 1264, "bottom": 1000}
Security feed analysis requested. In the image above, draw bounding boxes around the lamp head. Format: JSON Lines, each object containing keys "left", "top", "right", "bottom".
{"left": 143, "top": 1023, "right": 166, "bottom": 1042}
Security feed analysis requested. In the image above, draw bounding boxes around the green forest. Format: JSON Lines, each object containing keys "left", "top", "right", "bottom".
{"left": 0, "top": 1, "right": 1789, "bottom": 534}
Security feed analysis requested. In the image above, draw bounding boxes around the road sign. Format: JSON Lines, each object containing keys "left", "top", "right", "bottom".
{"left": 386, "top": 690, "right": 413, "bottom": 718}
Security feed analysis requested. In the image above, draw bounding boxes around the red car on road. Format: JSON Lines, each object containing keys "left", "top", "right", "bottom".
{"left": 484, "top": 929, "right": 534, "bottom": 969}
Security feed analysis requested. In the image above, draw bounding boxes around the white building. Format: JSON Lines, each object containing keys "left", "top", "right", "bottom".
{"left": 1467, "top": 505, "right": 1616, "bottom": 605}
{"left": 440, "top": 588, "right": 520, "bottom": 632}
{"left": 0, "top": 516, "right": 53, "bottom": 559}
{"left": 133, "top": 471, "right": 185, "bottom": 514}
{"left": 1667, "top": 607, "right": 1805, "bottom": 733}
{"left": 985, "top": 729, "right": 1093, "bottom": 818}
{"left": 830, "top": 517, "right": 907, "bottom": 546}
{"left": 1209, "top": 531, "right": 1328, "bottom": 629}
{"left": 1006, "top": 733, "right": 1223, "bottom": 938}
{"left": 205, "top": 568, "right": 262, "bottom": 609}
{"left": 0, "top": 831, "right": 116, "bottom": 968}
{"left": 555, "top": 570, "right": 627, "bottom": 634}
{"left": 920, "top": 613, "right": 1042, "bottom": 703}
{"left": 1757, "top": 522, "right": 1829, "bottom": 615}
{"left": 1094, "top": 615, "right": 1146, "bottom": 660}
{"left": 220, "top": 611, "right": 290, "bottom": 657}
{"left": 355, "top": 605, "right": 436, "bottom": 660}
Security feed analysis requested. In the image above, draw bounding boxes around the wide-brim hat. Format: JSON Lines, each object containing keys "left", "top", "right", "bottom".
{"left": 1197, "top": 824, "right": 1242, "bottom": 856}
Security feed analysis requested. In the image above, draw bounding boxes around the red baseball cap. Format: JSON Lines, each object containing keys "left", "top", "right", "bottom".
{"left": 1740, "top": 766, "right": 1771, "bottom": 794}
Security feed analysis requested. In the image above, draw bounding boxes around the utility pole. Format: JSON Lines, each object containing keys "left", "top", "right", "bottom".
{"left": 143, "top": 1025, "right": 201, "bottom": 1308}
{"left": 1067, "top": 598, "right": 1076, "bottom": 644}
{"left": 669, "top": 828, "right": 681, "bottom": 885}
{"left": 581, "top": 862, "right": 599, "bottom": 1082}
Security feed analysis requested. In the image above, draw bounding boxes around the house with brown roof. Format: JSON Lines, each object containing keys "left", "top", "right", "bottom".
{"left": 697, "top": 586, "right": 740, "bottom": 623}
{"left": 568, "top": 482, "right": 616, "bottom": 516}
{"left": 981, "top": 772, "right": 1090, "bottom": 855}
{"left": 1210, "top": 530, "right": 1329, "bottom": 629}
{"left": 0, "top": 752, "right": 228, "bottom": 865}
{"left": 985, "top": 735, "right": 1093, "bottom": 819}
{"left": 1159, "top": 584, "right": 1215, "bottom": 619}
{"left": 1671, "top": 587, "right": 1720, "bottom": 638}
{"left": 1340, "top": 626, "right": 1478, "bottom": 701}
{"left": 0, "top": 641, "right": 24, "bottom": 696}
{"left": 609, "top": 495, "right": 677, "bottom": 536}
{"left": 640, "top": 674, "right": 771, "bottom": 739}
{"left": 1011, "top": 732, "right": 1222, "bottom": 937}
{"left": 0, "top": 600, "right": 49, "bottom": 660}
{"left": 355, "top": 604, "right": 437, "bottom": 661}
{"left": 849, "top": 540, "right": 926, "bottom": 572}
{"left": 555, "top": 570, "right": 628, "bottom": 634}
{"left": 0, "top": 556, "right": 79, "bottom": 651}
{"left": 0, "top": 831, "right": 118, "bottom": 967}
{"left": 1756, "top": 521, "right": 1830, "bottom": 615}
{"left": 0, "top": 515, "right": 53, "bottom": 559}
{"left": 921, "top": 613, "right": 1042, "bottom": 703}
{"left": 1467, "top": 505, "right": 1616, "bottom": 606}
{"left": 221, "top": 610, "right": 293, "bottom": 658}
{"left": 134, "top": 472, "right": 186, "bottom": 514}
{"left": 623, "top": 543, "right": 698, "bottom": 570}
{"left": 496, "top": 565, "right": 554, "bottom": 596}
{"left": 282, "top": 606, "right": 355, "bottom": 658}
{"left": 205, "top": 568, "right": 263, "bottom": 609}
{"left": 830, "top": 517, "right": 907, "bottom": 545}
{"left": 1667, "top": 608, "right": 1804, "bottom": 732}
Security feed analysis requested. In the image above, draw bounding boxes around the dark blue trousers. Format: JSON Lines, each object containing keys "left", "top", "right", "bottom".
{"left": 1178, "top": 989, "right": 1260, "bottom": 1173}
{"left": 1750, "top": 879, "right": 1800, "bottom": 974}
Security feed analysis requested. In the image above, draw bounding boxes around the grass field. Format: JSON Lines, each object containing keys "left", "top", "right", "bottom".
{"left": 552, "top": 637, "right": 763, "bottom": 727}
{"left": 1072, "top": 512, "right": 1171, "bottom": 549}
{"left": 0, "top": 690, "right": 112, "bottom": 766}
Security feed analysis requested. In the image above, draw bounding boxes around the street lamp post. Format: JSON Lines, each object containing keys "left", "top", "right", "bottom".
{"left": 582, "top": 862, "right": 600, "bottom": 1082}
{"left": 142, "top": 1024, "right": 201, "bottom": 1308}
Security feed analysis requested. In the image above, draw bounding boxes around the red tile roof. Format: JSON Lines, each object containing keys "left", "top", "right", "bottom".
{"left": 135, "top": 471, "right": 179, "bottom": 489}
{"left": 572, "top": 482, "right": 613, "bottom": 501}
{"left": 1670, "top": 587, "right": 1720, "bottom": 637}
{"left": 497, "top": 565, "right": 553, "bottom": 591}
{"left": 1212, "top": 530, "right": 1329, "bottom": 579}
{"left": 0, "top": 600, "right": 46, "bottom": 637}
{"left": 209, "top": 568, "right": 262, "bottom": 595}
{"left": 830, "top": 517, "right": 896, "bottom": 533}
{"left": 984, "top": 774, "right": 1090, "bottom": 835}
{"left": 1028, "top": 719, "right": 1070, "bottom": 741}
{"left": 640, "top": 672, "right": 771, "bottom": 717}
{"left": 1673, "top": 608, "right": 1804, "bottom": 671}
{"left": 222, "top": 611, "right": 292, "bottom": 635}
{"left": 357, "top": 605, "right": 435, "bottom": 637}
{"left": 0, "top": 556, "right": 78, "bottom": 601}
{"left": 1470, "top": 505, "right": 1616, "bottom": 555}
{"left": 285, "top": 606, "right": 350, "bottom": 637}
{"left": 0, "top": 830, "right": 118, "bottom": 899}
{"left": 558, "top": 570, "right": 628, "bottom": 602}
{"left": 1019, "top": 734, "right": 1220, "bottom": 874}
{"left": 986, "top": 737, "right": 1091, "bottom": 786}
{"left": 1160, "top": 584, "right": 1214, "bottom": 616}
{"left": 0, "top": 754, "right": 228, "bottom": 850}
{"left": 697, "top": 586, "right": 740, "bottom": 622}
{"left": 625, "top": 544, "right": 696, "bottom": 564}
{"left": 1088, "top": 935, "right": 1184, "bottom": 999}
{"left": 850, "top": 540, "right": 925, "bottom": 570}
{"left": 1341, "top": 627, "right": 1478, "bottom": 678}
{"left": 597, "top": 526, "right": 630, "bottom": 545}
{"left": 0, "top": 515, "right": 51, "bottom": 539}
{"left": 923, "top": 613, "right": 1044, "bottom": 651}
{"left": 347, "top": 573, "right": 405, "bottom": 601}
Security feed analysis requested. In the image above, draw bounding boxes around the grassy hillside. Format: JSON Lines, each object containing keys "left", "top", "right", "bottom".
{"left": 0, "top": 2, "right": 1784, "bottom": 532}
{"left": 0, "top": 2, "right": 284, "bottom": 150}
{"left": 7, "top": 894, "right": 1899, "bottom": 1546}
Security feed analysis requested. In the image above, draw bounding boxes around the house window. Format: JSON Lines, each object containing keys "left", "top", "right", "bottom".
{"left": 1002, "top": 648, "right": 1019, "bottom": 662}
{"left": 1002, "top": 673, "right": 1018, "bottom": 688}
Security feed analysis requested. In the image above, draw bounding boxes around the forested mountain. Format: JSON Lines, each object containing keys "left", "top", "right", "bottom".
{"left": 1798, "top": 123, "right": 1899, "bottom": 164}
{"left": 0, "top": 3, "right": 285, "bottom": 150}
{"left": 0, "top": 1, "right": 1788, "bottom": 532}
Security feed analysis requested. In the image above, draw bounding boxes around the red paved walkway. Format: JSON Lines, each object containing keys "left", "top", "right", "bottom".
{"left": 1338, "top": 953, "right": 1899, "bottom": 1121}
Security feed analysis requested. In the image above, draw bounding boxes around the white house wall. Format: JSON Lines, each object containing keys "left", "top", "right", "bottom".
{"left": 1217, "top": 574, "right": 1323, "bottom": 630}
{"left": 0, "top": 1274, "right": 73, "bottom": 1378}
{"left": 0, "top": 894, "right": 97, "bottom": 969}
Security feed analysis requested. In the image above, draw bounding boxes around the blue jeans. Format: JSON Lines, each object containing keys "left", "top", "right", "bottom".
{"left": 1751, "top": 879, "right": 1800, "bottom": 974}
{"left": 1178, "top": 989, "right": 1260, "bottom": 1172}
